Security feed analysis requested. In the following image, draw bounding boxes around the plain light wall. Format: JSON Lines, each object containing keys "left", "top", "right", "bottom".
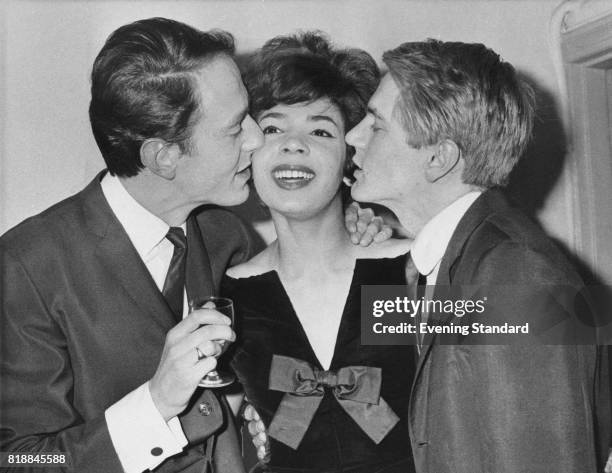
{"left": 0, "top": 0, "right": 569, "bottom": 242}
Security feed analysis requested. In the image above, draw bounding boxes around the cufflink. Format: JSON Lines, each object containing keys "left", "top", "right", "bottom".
{"left": 151, "top": 447, "right": 163, "bottom": 456}
{"left": 198, "top": 402, "right": 212, "bottom": 416}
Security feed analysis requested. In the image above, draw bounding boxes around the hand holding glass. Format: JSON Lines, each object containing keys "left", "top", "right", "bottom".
{"left": 190, "top": 296, "right": 235, "bottom": 388}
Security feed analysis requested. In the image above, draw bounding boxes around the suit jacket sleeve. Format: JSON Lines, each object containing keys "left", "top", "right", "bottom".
{"left": 1, "top": 249, "right": 124, "bottom": 473}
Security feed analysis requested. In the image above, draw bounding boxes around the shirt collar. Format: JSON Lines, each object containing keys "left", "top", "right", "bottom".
{"left": 101, "top": 173, "right": 172, "bottom": 261}
{"left": 411, "top": 191, "right": 482, "bottom": 276}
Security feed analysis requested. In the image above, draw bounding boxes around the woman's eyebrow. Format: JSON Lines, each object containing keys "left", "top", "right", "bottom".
{"left": 308, "top": 115, "right": 339, "bottom": 127}
{"left": 258, "top": 111, "right": 285, "bottom": 121}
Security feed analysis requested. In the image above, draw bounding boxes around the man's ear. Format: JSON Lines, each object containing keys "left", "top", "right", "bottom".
{"left": 140, "top": 138, "right": 181, "bottom": 179}
{"left": 424, "top": 139, "right": 462, "bottom": 183}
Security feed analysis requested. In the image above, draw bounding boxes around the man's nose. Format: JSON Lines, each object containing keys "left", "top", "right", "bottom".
{"left": 345, "top": 117, "right": 368, "bottom": 149}
{"left": 243, "top": 115, "right": 264, "bottom": 152}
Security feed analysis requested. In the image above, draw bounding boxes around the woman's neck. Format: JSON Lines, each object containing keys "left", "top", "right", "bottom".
{"left": 269, "top": 198, "right": 355, "bottom": 279}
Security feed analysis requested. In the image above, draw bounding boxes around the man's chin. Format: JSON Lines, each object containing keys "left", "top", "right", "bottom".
{"left": 212, "top": 187, "right": 250, "bottom": 208}
{"left": 229, "top": 190, "right": 250, "bottom": 207}
{"left": 350, "top": 181, "right": 370, "bottom": 203}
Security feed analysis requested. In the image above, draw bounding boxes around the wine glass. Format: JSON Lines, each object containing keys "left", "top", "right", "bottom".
{"left": 190, "top": 296, "right": 236, "bottom": 388}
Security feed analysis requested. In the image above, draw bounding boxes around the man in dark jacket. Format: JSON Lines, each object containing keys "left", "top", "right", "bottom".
{"left": 347, "top": 39, "right": 611, "bottom": 473}
{"left": 0, "top": 18, "right": 263, "bottom": 473}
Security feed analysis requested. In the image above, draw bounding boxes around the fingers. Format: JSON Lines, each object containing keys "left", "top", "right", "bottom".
{"left": 243, "top": 403, "right": 269, "bottom": 460}
{"left": 170, "top": 308, "right": 231, "bottom": 338}
{"left": 149, "top": 306, "right": 234, "bottom": 421}
{"left": 257, "top": 445, "right": 268, "bottom": 461}
{"left": 347, "top": 204, "right": 371, "bottom": 244}
{"left": 253, "top": 431, "right": 267, "bottom": 447}
{"left": 354, "top": 212, "right": 393, "bottom": 246}
{"left": 158, "top": 318, "right": 234, "bottom": 380}
{"left": 194, "top": 339, "right": 221, "bottom": 358}
{"left": 357, "top": 215, "right": 383, "bottom": 246}
{"left": 196, "top": 356, "right": 217, "bottom": 374}
{"left": 243, "top": 403, "right": 261, "bottom": 422}
{"left": 373, "top": 225, "right": 393, "bottom": 243}
{"left": 247, "top": 420, "right": 258, "bottom": 436}
{"left": 355, "top": 207, "right": 374, "bottom": 235}
{"left": 149, "top": 350, "right": 218, "bottom": 421}
{"left": 188, "top": 352, "right": 218, "bottom": 383}
{"left": 181, "top": 324, "right": 235, "bottom": 362}
{"left": 247, "top": 420, "right": 266, "bottom": 436}
{"left": 192, "top": 323, "right": 235, "bottom": 344}
{"left": 344, "top": 202, "right": 360, "bottom": 233}
{"left": 346, "top": 203, "right": 386, "bottom": 246}
{"left": 249, "top": 422, "right": 268, "bottom": 459}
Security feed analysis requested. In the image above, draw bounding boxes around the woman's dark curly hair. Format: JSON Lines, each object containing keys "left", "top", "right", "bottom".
{"left": 244, "top": 31, "right": 380, "bottom": 181}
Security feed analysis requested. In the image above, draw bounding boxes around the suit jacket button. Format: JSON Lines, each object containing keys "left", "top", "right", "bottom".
{"left": 151, "top": 447, "right": 163, "bottom": 456}
{"left": 198, "top": 402, "right": 212, "bottom": 416}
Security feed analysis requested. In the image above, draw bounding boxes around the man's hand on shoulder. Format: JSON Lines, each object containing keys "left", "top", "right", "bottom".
{"left": 344, "top": 202, "right": 393, "bottom": 246}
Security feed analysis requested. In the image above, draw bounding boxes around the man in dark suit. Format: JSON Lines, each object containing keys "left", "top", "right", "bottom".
{"left": 0, "top": 18, "right": 264, "bottom": 472}
{"left": 347, "top": 40, "right": 611, "bottom": 472}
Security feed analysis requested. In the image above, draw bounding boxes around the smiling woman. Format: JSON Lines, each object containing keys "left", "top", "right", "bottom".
{"left": 221, "top": 32, "right": 415, "bottom": 473}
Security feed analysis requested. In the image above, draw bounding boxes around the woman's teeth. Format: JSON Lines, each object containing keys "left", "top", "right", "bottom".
{"left": 273, "top": 170, "right": 315, "bottom": 180}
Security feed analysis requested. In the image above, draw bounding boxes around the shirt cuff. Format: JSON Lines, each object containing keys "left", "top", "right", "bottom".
{"left": 105, "top": 382, "right": 188, "bottom": 473}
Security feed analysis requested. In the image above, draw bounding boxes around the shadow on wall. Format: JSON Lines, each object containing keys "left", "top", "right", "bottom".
{"left": 505, "top": 73, "right": 612, "bottom": 345}
{"left": 506, "top": 71, "right": 567, "bottom": 217}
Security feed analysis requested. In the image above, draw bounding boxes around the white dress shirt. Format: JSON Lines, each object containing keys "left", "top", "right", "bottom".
{"left": 101, "top": 173, "right": 188, "bottom": 473}
{"left": 411, "top": 191, "right": 482, "bottom": 286}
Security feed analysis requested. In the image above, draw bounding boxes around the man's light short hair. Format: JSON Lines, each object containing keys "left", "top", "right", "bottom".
{"left": 383, "top": 39, "right": 535, "bottom": 188}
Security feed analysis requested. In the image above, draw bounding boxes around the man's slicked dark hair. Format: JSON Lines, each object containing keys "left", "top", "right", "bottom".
{"left": 89, "top": 18, "right": 235, "bottom": 177}
{"left": 244, "top": 31, "right": 380, "bottom": 177}
{"left": 383, "top": 39, "right": 535, "bottom": 188}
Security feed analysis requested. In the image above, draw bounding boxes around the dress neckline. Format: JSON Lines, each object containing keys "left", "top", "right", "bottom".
{"left": 275, "top": 261, "right": 358, "bottom": 371}
{"left": 227, "top": 259, "right": 363, "bottom": 371}
{"left": 224, "top": 252, "right": 410, "bottom": 370}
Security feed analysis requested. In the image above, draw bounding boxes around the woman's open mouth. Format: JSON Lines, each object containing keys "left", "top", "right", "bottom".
{"left": 271, "top": 165, "right": 315, "bottom": 190}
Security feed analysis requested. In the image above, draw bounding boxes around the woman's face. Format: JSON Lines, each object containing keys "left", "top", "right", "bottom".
{"left": 252, "top": 98, "right": 346, "bottom": 219}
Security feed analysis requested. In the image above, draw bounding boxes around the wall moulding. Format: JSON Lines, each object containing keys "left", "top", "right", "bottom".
{"left": 558, "top": 3, "right": 612, "bottom": 284}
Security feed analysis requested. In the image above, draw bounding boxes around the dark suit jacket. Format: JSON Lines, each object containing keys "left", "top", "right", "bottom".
{"left": 408, "top": 189, "right": 611, "bottom": 473}
{"left": 0, "top": 173, "right": 259, "bottom": 472}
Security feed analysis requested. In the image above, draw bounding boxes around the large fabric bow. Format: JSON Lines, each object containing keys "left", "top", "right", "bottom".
{"left": 267, "top": 355, "right": 399, "bottom": 449}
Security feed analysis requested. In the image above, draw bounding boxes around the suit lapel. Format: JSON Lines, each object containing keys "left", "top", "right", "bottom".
{"left": 84, "top": 173, "right": 176, "bottom": 332}
{"left": 84, "top": 176, "right": 217, "bottom": 328}
{"left": 185, "top": 216, "right": 215, "bottom": 303}
{"left": 412, "top": 190, "right": 506, "bottom": 381}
